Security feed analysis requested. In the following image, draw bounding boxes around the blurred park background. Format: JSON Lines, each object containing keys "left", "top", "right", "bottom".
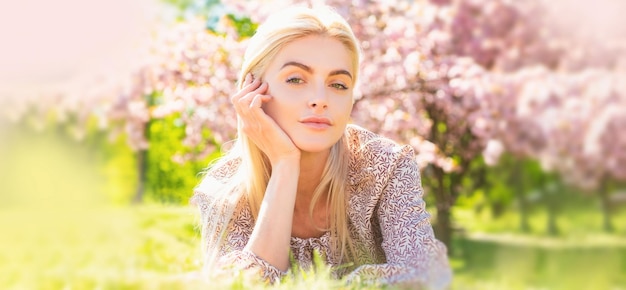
{"left": 1, "top": 0, "right": 626, "bottom": 289}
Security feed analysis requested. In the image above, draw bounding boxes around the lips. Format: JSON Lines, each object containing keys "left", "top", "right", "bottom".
{"left": 300, "top": 116, "right": 332, "bottom": 130}
{"left": 300, "top": 116, "right": 332, "bottom": 125}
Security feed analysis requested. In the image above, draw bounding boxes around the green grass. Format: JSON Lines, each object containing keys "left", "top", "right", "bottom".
{"left": 2, "top": 123, "right": 625, "bottom": 289}
{"left": 450, "top": 194, "right": 626, "bottom": 289}
{"left": 1, "top": 205, "right": 625, "bottom": 290}
{"left": 454, "top": 201, "right": 626, "bottom": 237}
{"left": 0, "top": 206, "right": 379, "bottom": 289}
{"left": 450, "top": 199, "right": 626, "bottom": 290}
{"left": 0, "top": 206, "right": 198, "bottom": 289}
{"left": 451, "top": 235, "right": 626, "bottom": 290}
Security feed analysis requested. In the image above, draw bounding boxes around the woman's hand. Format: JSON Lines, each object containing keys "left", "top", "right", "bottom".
{"left": 233, "top": 74, "right": 301, "bottom": 271}
{"left": 231, "top": 73, "right": 301, "bottom": 166}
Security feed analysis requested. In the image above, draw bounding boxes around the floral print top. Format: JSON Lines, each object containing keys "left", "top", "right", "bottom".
{"left": 191, "top": 124, "right": 452, "bottom": 289}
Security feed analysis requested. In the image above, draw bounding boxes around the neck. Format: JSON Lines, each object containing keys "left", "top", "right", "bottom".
{"left": 296, "top": 149, "right": 330, "bottom": 201}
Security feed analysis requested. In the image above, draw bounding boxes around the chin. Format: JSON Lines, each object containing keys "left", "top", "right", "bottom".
{"left": 294, "top": 142, "right": 334, "bottom": 153}
{"left": 288, "top": 130, "right": 344, "bottom": 154}
{"left": 292, "top": 136, "right": 338, "bottom": 154}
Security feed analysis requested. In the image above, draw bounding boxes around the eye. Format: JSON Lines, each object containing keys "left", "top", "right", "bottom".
{"left": 330, "top": 83, "right": 348, "bottom": 90}
{"left": 286, "top": 77, "right": 304, "bottom": 84}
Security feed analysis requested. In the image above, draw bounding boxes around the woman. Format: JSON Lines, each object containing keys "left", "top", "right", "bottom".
{"left": 191, "top": 5, "right": 452, "bottom": 289}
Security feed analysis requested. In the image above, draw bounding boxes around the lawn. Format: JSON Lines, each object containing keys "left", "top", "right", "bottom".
{"left": 1, "top": 127, "right": 624, "bottom": 289}
{"left": 1, "top": 205, "right": 624, "bottom": 290}
{"left": 0, "top": 206, "right": 202, "bottom": 289}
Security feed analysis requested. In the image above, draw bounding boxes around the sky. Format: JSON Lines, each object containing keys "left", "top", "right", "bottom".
{"left": 0, "top": 0, "right": 160, "bottom": 97}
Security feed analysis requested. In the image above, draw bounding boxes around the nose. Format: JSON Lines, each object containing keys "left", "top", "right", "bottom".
{"left": 308, "top": 100, "right": 328, "bottom": 109}
{"left": 308, "top": 85, "right": 329, "bottom": 110}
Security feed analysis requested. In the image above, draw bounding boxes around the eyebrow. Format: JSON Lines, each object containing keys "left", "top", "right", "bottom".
{"left": 281, "top": 61, "right": 353, "bottom": 80}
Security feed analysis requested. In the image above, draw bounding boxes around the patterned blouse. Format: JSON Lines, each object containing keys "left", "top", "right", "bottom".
{"left": 191, "top": 124, "right": 452, "bottom": 289}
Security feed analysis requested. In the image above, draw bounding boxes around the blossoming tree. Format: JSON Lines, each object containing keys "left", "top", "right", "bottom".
{"left": 3, "top": 0, "right": 625, "bottom": 243}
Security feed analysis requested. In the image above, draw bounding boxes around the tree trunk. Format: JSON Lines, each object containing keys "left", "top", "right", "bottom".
{"left": 545, "top": 182, "right": 559, "bottom": 236}
{"left": 512, "top": 161, "right": 530, "bottom": 233}
{"left": 518, "top": 192, "right": 530, "bottom": 233}
{"left": 432, "top": 167, "right": 453, "bottom": 253}
{"left": 434, "top": 205, "right": 452, "bottom": 251}
{"left": 132, "top": 119, "right": 151, "bottom": 204}
{"left": 546, "top": 202, "right": 558, "bottom": 236}
{"left": 599, "top": 178, "right": 614, "bottom": 232}
{"left": 132, "top": 149, "right": 147, "bottom": 204}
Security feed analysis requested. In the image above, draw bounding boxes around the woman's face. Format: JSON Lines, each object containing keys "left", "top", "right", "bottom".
{"left": 261, "top": 35, "right": 354, "bottom": 154}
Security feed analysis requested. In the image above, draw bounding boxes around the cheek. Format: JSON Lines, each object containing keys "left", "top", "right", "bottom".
{"left": 335, "top": 98, "right": 354, "bottom": 121}
{"left": 262, "top": 100, "right": 281, "bottom": 121}
{"left": 262, "top": 84, "right": 293, "bottom": 121}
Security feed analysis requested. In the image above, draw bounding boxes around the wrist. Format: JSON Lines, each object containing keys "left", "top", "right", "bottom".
{"left": 271, "top": 155, "right": 301, "bottom": 171}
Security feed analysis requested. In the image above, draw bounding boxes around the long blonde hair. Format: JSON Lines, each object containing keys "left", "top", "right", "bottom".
{"left": 197, "top": 4, "right": 361, "bottom": 269}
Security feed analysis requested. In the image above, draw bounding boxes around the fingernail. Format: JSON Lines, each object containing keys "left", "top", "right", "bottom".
{"left": 245, "top": 73, "right": 251, "bottom": 83}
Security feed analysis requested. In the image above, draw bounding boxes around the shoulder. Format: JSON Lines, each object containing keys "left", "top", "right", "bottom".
{"left": 346, "top": 124, "right": 415, "bottom": 167}
{"left": 345, "top": 124, "right": 416, "bottom": 184}
{"left": 344, "top": 125, "right": 423, "bottom": 240}
{"left": 191, "top": 157, "right": 241, "bottom": 207}
{"left": 205, "top": 157, "right": 241, "bottom": 182}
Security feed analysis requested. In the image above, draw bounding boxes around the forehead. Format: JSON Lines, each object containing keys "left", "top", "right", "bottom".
{"left": 269, "top": 35, "right": 353, "bottom": 73}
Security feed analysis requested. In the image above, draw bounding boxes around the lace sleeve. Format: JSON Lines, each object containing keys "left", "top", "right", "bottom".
{"left": 191, "top": 190, "right": 287, "bottom": 284}
{"left": 345, "top": 146, "right": 452, "bottom": 289}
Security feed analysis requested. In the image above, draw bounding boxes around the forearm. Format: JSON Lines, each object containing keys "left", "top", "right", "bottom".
{"left": 244, "top": 159, "right": 299, "bottom": 271}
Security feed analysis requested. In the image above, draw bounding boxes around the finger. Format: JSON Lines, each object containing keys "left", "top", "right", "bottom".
{"left": 236, "top": 77, "right": 260, "bottom": 98}
{"left": 246, "top": 75, "right": 261, "bottom": 88}
{"left": 231, "top": 76, "right": 261, "bottom": 103}
{"left": 246, "top": 94, "right": 273, "bottom": 131}
{"left": 234, "top": 82, "right": 269, "bottom": 127}
{"left": 254, "top": 81, "right": 268, "bottom": 94}
{"left": 240, "top": 94, "right": 272, "bottom": 137}
{"left": 237, "top": 82, "right": 268, "bottom": 109}
{"left": 242, "top": 93, "right": 271, "bottom": 117}
{"left": 249, "top": 94, "right": 273, "bottom": 109}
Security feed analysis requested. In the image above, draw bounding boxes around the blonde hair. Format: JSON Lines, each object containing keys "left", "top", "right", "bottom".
{"left": 197, "top": 4, "right": 361, "bottom": 271}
